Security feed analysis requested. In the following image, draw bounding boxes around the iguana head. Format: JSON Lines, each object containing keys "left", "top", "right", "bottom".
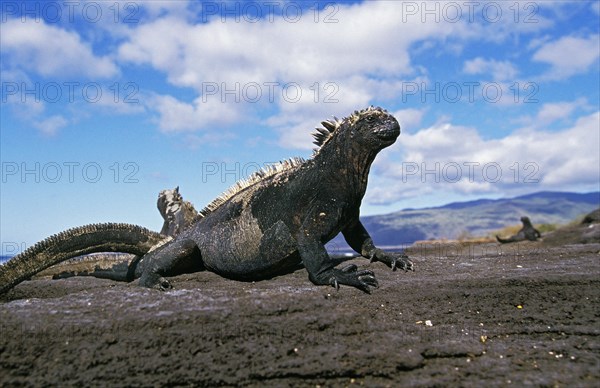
{"left": 313, "top": 106, "right": 400, "bottom": 155}
{"left": 158, "top": 186, "right": 183, "bottom": 220}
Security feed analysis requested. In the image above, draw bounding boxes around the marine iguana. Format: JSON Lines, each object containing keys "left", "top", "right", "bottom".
{"left": 0, "top": 106, "right": 413, "bottom": 294}
{"left": 496, "top": 216, "right": 542, "bottom": 244}
{"left": 158, "top": 186, "right": 200, "bottom": 237}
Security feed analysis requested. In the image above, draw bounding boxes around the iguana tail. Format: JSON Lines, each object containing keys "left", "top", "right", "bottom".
{"left": 0, "top": 223, "right": 167, "bottom": 294}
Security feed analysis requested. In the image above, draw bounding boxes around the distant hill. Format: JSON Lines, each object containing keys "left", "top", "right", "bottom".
{"left": 332, "top": 191, "right": 599, "bottom": 248}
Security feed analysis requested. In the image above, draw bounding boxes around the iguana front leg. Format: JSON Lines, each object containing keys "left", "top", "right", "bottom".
{"left": 343, "top": 219, "right": 414, "bottom": 272}
{"left": 297, "top": 207, "right": 379, "bottom": 293}
{"left": 136, "top": 238, "right": 202, "bottom": 290}
{"left": 297, "top": 235, "right": 378, "bottom": 293}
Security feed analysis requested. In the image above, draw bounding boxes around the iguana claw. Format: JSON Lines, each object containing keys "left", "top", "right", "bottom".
{"left": 369, "top": 249, "right": 414, "bottom": 272}
{"left": 139, "top": 272, "right": 173, "bottom": 291}
{"left": 326, "top": 266, "right": 378, "bottom": 293}
{"left": 330, "top": 278, "right": 340, "bottom": 290}
{"left": 159, "top": 278, "right": 173, "bottom": 291}
{"left": 391, "top": 255, "right": 414, "bottom": 272}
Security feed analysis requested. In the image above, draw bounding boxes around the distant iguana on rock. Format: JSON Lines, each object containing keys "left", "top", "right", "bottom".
{"left": 496, "top": 216, "right": 542, "bottom": 244}
{"left": 0, "top": 106, "right": 413, "bottom": 294}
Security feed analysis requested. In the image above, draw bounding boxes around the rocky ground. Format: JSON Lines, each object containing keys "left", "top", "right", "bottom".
{"left": 1, "top": 235, "right": 599, "bottom": 386}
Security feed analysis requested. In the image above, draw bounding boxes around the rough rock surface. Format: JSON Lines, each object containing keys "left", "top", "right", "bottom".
{"left": 1, "top": 241, "right": 598, "bottom": 386}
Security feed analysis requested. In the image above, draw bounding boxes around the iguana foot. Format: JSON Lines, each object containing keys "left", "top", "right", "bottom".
{"left": 329, "top": 264, "right": 379, "bottom": 293}
{"left": 369, "top": 250, "right": 414, "bottom": 272}
{"left": 139, "top": 272, "right": 173, "bottom": 291}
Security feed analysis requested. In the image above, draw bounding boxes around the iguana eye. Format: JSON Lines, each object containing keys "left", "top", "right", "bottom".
{"left": 364, "top": 115, "right": 376, "bottom": 123}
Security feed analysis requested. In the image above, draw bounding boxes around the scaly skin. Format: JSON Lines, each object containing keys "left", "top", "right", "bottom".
{"left": 1, "top": 106, "right": 413, "bottom": 294}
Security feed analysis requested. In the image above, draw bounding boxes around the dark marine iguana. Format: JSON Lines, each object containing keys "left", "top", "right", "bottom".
{"left": 496, "top": 216, "right": 542, "bottom": 244}
{"left": 0, "top": 106, "right": 413, "bottom": 294}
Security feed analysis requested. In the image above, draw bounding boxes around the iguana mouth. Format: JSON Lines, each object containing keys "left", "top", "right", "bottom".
{"left": 375, "top": 127, "right": 399, "bottom": 141}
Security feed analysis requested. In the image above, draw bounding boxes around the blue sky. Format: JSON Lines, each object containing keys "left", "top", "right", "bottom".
{"left": 1, "top": 0, "right": 599, "bottom": 252}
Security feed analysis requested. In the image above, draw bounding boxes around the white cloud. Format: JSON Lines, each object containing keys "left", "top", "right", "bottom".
{"left": 532, "top": 98, "right": 587, "bottom": 126}
{"left": 399, "top": 123, "right": 485, "bottom": 162}
{"left": 512, "top": 98, "right": 589, "bottom": 129}
{"left": 535, "top": 101, "right": 578, "bottom": 124}
{"left": 532, "top": 34, "right": 600, "bottom": 80}
{"left": 392, "top": 108, "right": 426, "bottom": 132}
{"left": 463, "top": 57, "right": 518, "bottom": 81}
{"left": 33, "top": 115, "right": 69, "bottom": 137}
{"left": 117, "top": 6, "right": 429, "bottom": 86}
{"left": 366, "top": 109, "right": 600, "bottom": 205}
{"left": 276, "top": 121, "right": 318, "bottom": 152}
{"left": 1, "top": 19, "right": 118, "bottom": 79}
{"left": 117, "top": 1, "right": 468, "bottom": 139}
{"left": 149, "top": 94, "right": 244, "bottom": 133}
{"left": 453, "top": 1, "right": 556, "bottom": 42}
{"left": 527, "top": 112, "right": 600, "bottom": 185}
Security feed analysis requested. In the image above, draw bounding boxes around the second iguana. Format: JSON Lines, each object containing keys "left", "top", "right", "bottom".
{"left": 496, "top": 216, "right": 542, "bottom": 244}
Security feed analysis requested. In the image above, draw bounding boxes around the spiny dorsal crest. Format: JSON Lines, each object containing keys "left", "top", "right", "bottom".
{"left": 198, "top": 157, "right": 305, "bottom": 217}
{"left": 311, "top": 106, "right": 388, "bottom": 151}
